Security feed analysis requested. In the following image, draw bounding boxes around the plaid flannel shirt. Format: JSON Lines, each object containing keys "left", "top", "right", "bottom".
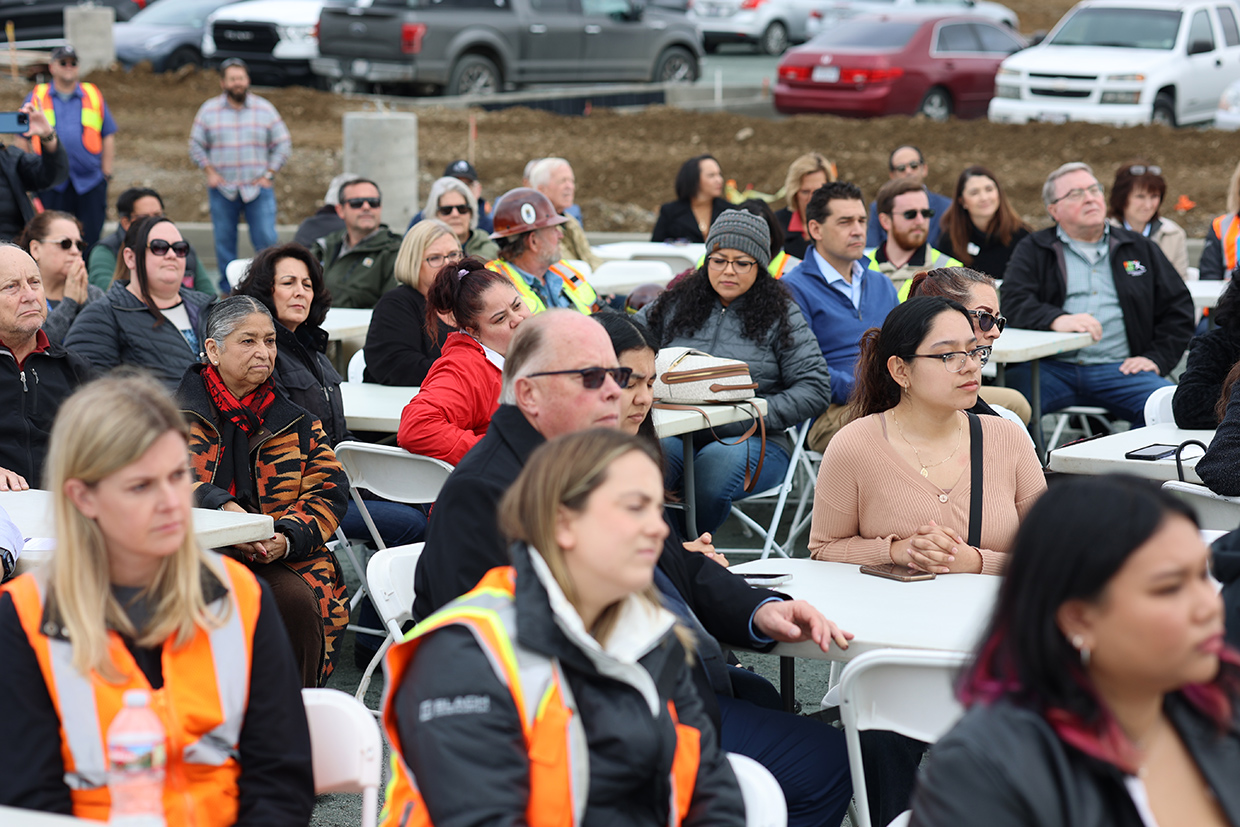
{"left": 189, "top": 92, "right": 291, "bottom": 203}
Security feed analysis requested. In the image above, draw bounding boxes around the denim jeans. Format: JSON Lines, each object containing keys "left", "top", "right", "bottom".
{"left": 339, "top": 500, "right": 427, "bottom": 548}
{"left": 209, "top": 186, "right": 279, "bottom": 292}
{"left": 661, "top": 433, "right": 791, "bottom": 536}
{"left": 1003, "top": 359, "right": 1172, "bottom": 425}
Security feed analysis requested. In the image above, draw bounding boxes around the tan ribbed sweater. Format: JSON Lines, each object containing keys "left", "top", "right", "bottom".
{"left": 808, "top": 412, "right": 1046, "bottom": 575}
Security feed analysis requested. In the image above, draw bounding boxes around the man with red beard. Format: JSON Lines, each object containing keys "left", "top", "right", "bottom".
{"left": 864, "top": 177, "right": 960, "bottom": 296}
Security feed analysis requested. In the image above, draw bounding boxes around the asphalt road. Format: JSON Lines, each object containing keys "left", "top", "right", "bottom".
{"left": 697, "top": 45, "right": 783, "bottom": 87}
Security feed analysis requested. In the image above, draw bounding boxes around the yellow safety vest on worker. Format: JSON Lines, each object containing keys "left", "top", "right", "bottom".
{"left": 1213, "top": 214, "right": 1240, "bottom": 274}
{"left": 487, "top": 258, "right": 600, "bottom": 314}
{"left": 30, "top": 82, "right": 105, "bottom": 155}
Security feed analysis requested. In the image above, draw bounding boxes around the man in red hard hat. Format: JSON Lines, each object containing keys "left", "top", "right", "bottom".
{"left": 486, "top": 187, "right": 600, "bottom": 314}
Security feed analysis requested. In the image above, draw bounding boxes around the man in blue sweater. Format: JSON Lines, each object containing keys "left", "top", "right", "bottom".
{"left": 783, "top": 181, "right": 899, "bottom": 451}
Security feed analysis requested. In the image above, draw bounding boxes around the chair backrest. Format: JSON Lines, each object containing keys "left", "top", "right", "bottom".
{"left": 334, "top": 441, "right": 454, "bottom": 504}
{"left": 990, "top": 405, "right": 1033, "bottom": 446}
{"left": 1143, "top": 385, "right": 1176, "bottom": 426}
{"left": 366, "top": 543, "right": 422, "bottom": 636}
{"left": 1162, "top": 480, "right": 1240, "bottom": 531}
{"left": 348, "top": 349, "right": 367, "bottom": 384}
{"left": 225, "top": 258, "right": 251, "bottom": 290}
{"left": 302, "top": 687, "right": 382, "bottom": 827}
{"left": 727, "top": 753, "right": 787, "bottom": 827}
{"left": 592, "top": 259, "right": 676, "bottom": 292}
{"left": 840, "top": 649, "right": 969, "bottom": 827}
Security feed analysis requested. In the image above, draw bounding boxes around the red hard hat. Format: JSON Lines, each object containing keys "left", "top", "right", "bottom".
{"left": 489, "top": 187, "right": 570, "bottom": 240}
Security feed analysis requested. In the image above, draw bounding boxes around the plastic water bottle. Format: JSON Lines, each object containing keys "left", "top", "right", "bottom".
{"left": 106, "top": 689, "right": 167, "bottom": 827}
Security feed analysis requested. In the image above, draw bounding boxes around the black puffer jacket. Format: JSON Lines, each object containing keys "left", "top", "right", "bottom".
{"left": 1192, "top": 378, "right": 1240, "bottom": 496}
{"left": 272, "top": 321, "right": 350, "bottom": 446}
{"left": 0, "top": 338, "right": 93, "bottom": 487}
{"left": 0, "top": 139, "right": 67, "bottom": 240}
{"left": 1173, "top": 326, "right": 1240, "bottom": 429}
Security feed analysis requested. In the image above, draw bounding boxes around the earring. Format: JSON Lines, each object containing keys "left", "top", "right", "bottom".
{"left": 1072, "top": 634, "right": 1091, "bottom": 668}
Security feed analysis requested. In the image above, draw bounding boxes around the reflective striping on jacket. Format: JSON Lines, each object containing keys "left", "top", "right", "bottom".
{"left": 486, "top": 259, "right": 600, "bottom": 314}
{"left": 769, "top": 250, "right": 795, "bottom": 279}
{"left": 2, "top": 556, "right": 262, "bottom": 827}
{"left": 1214, "top": 214, "right": 1240, "bottom": 274}
{"left": 31, "top": 82, "right": 104, "bottom": 155}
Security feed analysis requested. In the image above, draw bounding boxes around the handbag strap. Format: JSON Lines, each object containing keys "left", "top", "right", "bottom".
{"left": 967, "top": 412, "right": 983, "bottom": 549}
{"left": 1175, "top": 440, "right": 1209, "bottom": 483}
{"left": 653, "top": 401, "right": 767, "bottom": 493}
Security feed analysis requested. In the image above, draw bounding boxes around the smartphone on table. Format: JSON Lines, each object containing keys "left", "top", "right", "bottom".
{"left": 859, "top": 563, "right": 936, "bottom": 582}
{"left": 0, "top": 112, "right": 28, "bottom": 134}
{"left": 1123, "top": 444, "right": 1179, "bottom": 461}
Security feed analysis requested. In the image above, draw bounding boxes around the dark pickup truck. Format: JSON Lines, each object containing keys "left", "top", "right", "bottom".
{"left": 311, "top": 0, "right": 703, "bottom": 96}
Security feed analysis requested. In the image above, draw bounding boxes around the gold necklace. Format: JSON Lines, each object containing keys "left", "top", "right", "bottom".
{"left": 891, "top": 410, "right": 962, "bottom": 478}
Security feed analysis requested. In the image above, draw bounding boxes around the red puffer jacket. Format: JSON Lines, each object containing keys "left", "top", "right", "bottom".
{"left": 397, "top": 332, "right": 501, "bottom": 465}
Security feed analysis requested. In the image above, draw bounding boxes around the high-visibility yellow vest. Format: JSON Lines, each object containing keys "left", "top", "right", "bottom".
{"left": 1213, "top": 213, "right": 1240, "bottom": 274}
{"left": 487, "top": 258, "right": 600, "bottom": 314}
{"left": 31, "top": 82, "right": 104, "bottom": 155}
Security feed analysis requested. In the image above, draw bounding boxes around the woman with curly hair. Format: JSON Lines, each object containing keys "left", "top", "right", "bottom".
{"left": 635, "top": 209, "right": 831, "bottom": 534}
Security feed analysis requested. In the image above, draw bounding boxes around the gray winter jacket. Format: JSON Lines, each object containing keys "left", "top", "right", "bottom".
{"left": 635, "top": 286, "right": 831, "bottom": 440}
{"left": 42, "top": 284, "right": 106, "bottom": 344}
{"left": 63, "top": 281, "right": 215, "bottom": 388}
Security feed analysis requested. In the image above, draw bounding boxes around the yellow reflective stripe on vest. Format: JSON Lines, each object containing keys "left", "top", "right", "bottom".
{"left": 183, "top": 561, "right": 250, "bottom": 766}
{"left": 80, "top": 83, "right": 103, "bottom": 132}
{"left": 32, "top": 82, "right": 104, "bottom": 155}
{"left": 488, "top": 259, "right": 548, "bottom": 314}
{"left": 487, "top": 259, "right": 597, "bottom": 314}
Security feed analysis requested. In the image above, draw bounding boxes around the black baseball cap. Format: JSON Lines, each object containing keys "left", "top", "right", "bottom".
{"left": 444, "top": 160, "right": 478, "bottom": 182}
{"left": 50, "top": 45, "right": 78, "bottom": 62}
{"left": 220, "top": 57, "right": 249, "bottom": 72}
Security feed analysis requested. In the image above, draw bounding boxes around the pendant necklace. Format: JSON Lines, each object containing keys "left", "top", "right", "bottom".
{"left": 891, "top": 410, "right": 962, "bottom": 478}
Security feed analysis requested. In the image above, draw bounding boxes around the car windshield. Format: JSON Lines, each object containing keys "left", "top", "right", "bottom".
{"left": 1048, "top": 7, "right": 1182, "bottom": 49}
{"left": 131, "top": 0, "right": 236, "bottom": 26}
{"left": 808, "top": 21, "right": 920, "bottom": 48}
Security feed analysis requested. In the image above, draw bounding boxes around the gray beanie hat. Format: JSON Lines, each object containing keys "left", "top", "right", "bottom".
{"left": 705, "top": 209, "right": 771, "bottom": 272}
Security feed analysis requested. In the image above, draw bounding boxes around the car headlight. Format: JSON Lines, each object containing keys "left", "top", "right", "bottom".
{"left": 996, "top": 67, "right": 1018, "bottom": 78}
{"left": 277, "top": 25, "right": 316, "bottom": 43}
{"left": 1106, "top": 73, "right": 1145, "bottom": 82}
{"left": 1100, "top": 90, "right": 1140, "bottom": 104}
{"left": 995, "top": 84, "right": 1019, "bottom": 99}
{"left": 1220, "top": 85, "right": 1240, "bottom": 112}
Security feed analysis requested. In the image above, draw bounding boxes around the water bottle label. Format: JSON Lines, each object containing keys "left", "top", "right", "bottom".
{"left": 109, "top": 738, "right": 166, "bottom": 774}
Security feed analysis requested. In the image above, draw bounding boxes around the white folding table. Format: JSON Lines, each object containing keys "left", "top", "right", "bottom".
{"left": 1047, "top": 423, "right": 1213, "bottom": 483}
{"left": 989, "top": 328, "right": 1096, "bottom": 457}
{"left": 341, "top": 383, "right": 420, "bottom": 432}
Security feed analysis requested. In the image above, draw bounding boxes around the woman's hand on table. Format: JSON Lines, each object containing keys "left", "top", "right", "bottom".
{"left": 683, "top": 532, "right": 728, "bottom": 567}
{"left": 219, "top": 502, "right": 286, "bottom": 564}
{"left": 754, "top": 599, "right": 853, "bottom": 652}
{"left": 892, "top": 521, "right": 984, "bottom": 574}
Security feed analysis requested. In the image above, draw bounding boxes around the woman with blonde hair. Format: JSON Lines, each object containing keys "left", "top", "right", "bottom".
{"left": 381, "top": 428, "right": 746, "bottom": 826}
{"left": 0, "top": 373, "right": 313, "bottom": 822}
{"left": 777, "top": 152, "right": 838, "bottom": 259}
{"left": 363, "top": 218, "right": 459, "bottom": 385}
{"left": 423, "top": 175, "right": 498, "bottom": 260}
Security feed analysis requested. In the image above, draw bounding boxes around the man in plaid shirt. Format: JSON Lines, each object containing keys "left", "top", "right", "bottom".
{"left": 189, "top": 58, "right": 291, "bottom": 292}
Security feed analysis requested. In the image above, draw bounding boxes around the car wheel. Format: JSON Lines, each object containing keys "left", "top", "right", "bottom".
{"left": 760, "top": 21, "right": 789, "bottom": 55}
{"left": 448, "top": 55, "right": 502, "bottom": 97}
{"left": 654, "top": 47, "right": 698, "bottom": 84}
{"left": 164, "top": 46, "right": 201, "bottom": 72}
{"left": 918, "top": 86, "right": 952, "bottom": 122}
{"left": 1152, "top": 93, "right": 1176, "bottom": 127}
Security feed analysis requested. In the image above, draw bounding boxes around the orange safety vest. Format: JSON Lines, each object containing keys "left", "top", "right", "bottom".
{"left": 30, "top": 82, "right": 104, "bottom": 155}
{"left": 2, "top": 556, "right": 262, "bottom": 827}
{"left": 486, "top": 258, "right": 600, "bottom": 314}
{"left": 380, "top": 566, "right": 701, "bottom": 827}
{"left": 1213, "top": 213, "right": 1240, "bottom": 274}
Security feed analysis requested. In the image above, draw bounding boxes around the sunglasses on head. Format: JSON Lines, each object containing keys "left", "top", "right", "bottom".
{"left": 437, "top": 204, "right": 471, "bottom": 216}
{"left": 527, "top": 366, "right": 633, "bottom": 389}
{"left": 1127, "top": 164, "right": 1162, "bottom": 176}
{"left": 42, "top": 237, "right": 87, "bottom": 252}
{"left": 898, "top": 208, "right": 936, "bottom": 220}
{"left": 967, "top": 309, "right": 1006, "bottom": 333}
{"left": 147, "top": 239, "right": 190, "bottom": 258}
{"left": 344, "top": 197, "right": 381, "bottom": 209}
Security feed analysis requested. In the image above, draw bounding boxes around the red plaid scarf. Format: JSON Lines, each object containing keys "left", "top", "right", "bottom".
{"left": 202, "top": 364, "right": 276, "bottom": 501}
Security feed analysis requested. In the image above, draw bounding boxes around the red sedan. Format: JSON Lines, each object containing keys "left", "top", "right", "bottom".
{"left": 774, "top": 14, "right": 1026, "bottom": 119}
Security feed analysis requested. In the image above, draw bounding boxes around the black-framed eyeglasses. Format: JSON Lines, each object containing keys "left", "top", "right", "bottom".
{"left": 437, "top": 204, "right": 471, "bottom": 216}
{"left": 1049, "top": 183, "right": 1104, "bottom": 205}
{"left": 424, "top": 250, "right": 464, "bottom": 269}
{"left": 147, "top": 239, "right": 190, "bottom": 258}
{"left": 898, "top": 208, "right": 936, "bottom": 220}
{"left": 891, "top": 161, "right": 923, "bottom": 173}
{"left": 41, "top": 237, "right": 87, "bottom": 253}
{"left": 344, "top": 197, "right": 381, "bottom": 209}
{"left": 967, "top": 309, "right": 1006, "bottom": 333}
{"left": 909, "top": 346, "right": 992, "bottom": 372}
{"left": 527, "top": 366, "right": 632, "bottom": 389}
{"left": 1127, "top": 164, "right": 1162, "bottom": 176}
{"left": 706, "top": 256, "right": 757, "bottom": 276}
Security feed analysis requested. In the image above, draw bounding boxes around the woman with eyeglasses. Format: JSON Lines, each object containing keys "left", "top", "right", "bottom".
{"left": 906, "top": 267, "right": 1032, "bottom": 424}
{"left": 935, "top": 166, "right": 1030, "bottom": 278}
{"left": 397, "top": 256, "right": 531, "bottom": 464}
{"left": 65, "top": 215, "right": 215, "bottom": 388}
{"left": 422, "top": 175, "right": 498, "bottom": 262}
{"left": 651, "top": 154, "right": 731, "bottom": 243}
{"left": 15, "top": 210, "right": 101, "bottom": 344}
{"left": 1108, "top": 160, "right": 1188, "bottom": 279}
{"left": 636, "top": 209, "right": 831, "bottom": 535}
{"left": 364, "top": 219, "right": 461, "bottom": 386}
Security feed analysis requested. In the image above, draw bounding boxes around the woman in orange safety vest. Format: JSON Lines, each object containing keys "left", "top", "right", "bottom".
{"left": 0, "top": 374, "right": 314, "bottom": 826}
{"left": 381, "top": 429, "right": 746, "bottom": 827}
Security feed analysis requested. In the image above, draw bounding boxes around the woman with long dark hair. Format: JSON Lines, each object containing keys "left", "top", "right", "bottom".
{"left": 935, "top": 166, "right": 1030, "bottom": 277}
{"left": 911, "top": 476, "right": 1240, "bottom": 826}
{"left": 651, "top": 154, "right": 731, "bottom": 243}
{"left": 1173, "top": 278, "right": 1240, "bottom": 429}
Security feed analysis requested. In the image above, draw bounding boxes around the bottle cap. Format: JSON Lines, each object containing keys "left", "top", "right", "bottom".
{"left": 122, "top": 689, "right": 151, "bottom": 708}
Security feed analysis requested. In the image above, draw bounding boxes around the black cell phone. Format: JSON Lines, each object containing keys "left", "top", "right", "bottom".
{"left": 859, "top": 563, "right": 936, "bottom": 582}
{"left": 1124, "top": 443, "right": 1179, "bottom": 461}
{"left": 0, "top": 111, "right": 28, "bottom": 134}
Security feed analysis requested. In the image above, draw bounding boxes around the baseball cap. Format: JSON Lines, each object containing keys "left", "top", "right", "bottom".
{"left": 444, "top": 160, "right": 479, "bottom": 182}
{"left": 50, "top": 45, "right": 78, "bottom": 62}
{"left": 220, "top": 57, "right": 249, "bottom": 72}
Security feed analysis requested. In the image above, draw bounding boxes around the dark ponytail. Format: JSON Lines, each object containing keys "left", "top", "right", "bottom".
{"left": 424, "top": 255, "right": 511, "bottom": 342}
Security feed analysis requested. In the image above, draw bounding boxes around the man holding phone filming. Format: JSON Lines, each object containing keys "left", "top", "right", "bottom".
{"left": 0, "top": 102, "right": 66, "bottom": 242}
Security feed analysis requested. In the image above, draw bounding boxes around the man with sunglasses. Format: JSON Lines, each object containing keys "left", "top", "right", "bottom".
{"left": 309, "top": 178, "right": 402, "bottom": 308}
{"left": 864, "top": 178, "right": 961, "bottom": 295}
{"left": 1003, "top": 162, "right": 1193, "bottom": 426}
{"left": 865, "top": 145, "right": 952, "bottom": 248}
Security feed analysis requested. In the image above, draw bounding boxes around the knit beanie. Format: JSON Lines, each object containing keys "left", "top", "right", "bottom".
{"left": 705, "top": 209, "right": 771, "bottom": 272}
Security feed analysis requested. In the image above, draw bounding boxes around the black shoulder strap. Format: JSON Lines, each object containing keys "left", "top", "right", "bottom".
{"left": 967, "top": 412, "right": 983, "bottom": 548}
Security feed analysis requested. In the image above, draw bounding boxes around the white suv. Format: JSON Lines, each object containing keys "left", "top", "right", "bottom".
{"left": 989, "top": 0, "right": 1240, "bottom": 127}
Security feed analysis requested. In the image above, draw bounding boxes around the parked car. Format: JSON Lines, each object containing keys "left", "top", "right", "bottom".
{"left": 989, "top": 0, "right": 1240, "bottom": 127}
{"left": 0, "top": 0, "right": 146, "bottom": 47}
{"left": 116, "top": 0, "right": 239, "bottom": 72}
{"left": 202, "top": 0, "right": 325, "bottom": 87}
{"left": 311, "top": 0, "right": 703, "bottom": 97}
{"left": 689, "top": 0, "right": 817, "bottom": 55}
{"left": 774, "top": 14, "right": 1025, "bottom": 119}
{"left": 806, "top": 0, "right": 1018, "bottom": 39}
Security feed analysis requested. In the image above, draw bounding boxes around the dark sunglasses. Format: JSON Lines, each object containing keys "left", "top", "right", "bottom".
{"left": 527, "top": 366, "right": 633, "bottom": 389}
{"left": 344, "top": 197, "right": 381, "bottom": 209}
{"left": 147, "top": 239, "right": 190, "bottom": 258}
{"left": 42, "top": 237, "right": 87, "bottom": 252}
{"left": 967, "top": 309, "right": 1006, "bottom": 333}
{"left": 891, "top": 161, "right": 923, "bottom": 173}
{"left": 437, "top": 204, "right": 471, "bottom": 215}
{"left": 898, "top": 208, "right": 936, "bottom": 220}
{"left": 57, "top": 59, "right": 77, "bottom": 67}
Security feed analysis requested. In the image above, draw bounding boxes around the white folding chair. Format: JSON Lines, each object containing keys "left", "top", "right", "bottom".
{"left": 562, "top": 258, "right": 593, "bottom": 277}
{"left": 1162, "top": 480, "right": 1240, "bottom": 531}
{"left": 991, "top": 405, "right": 1035, "bottom": 447}
{"left": 354, "top": 543, "right": 423, "bottom": 706}
{"left": 347, "top": 350, "right": 367, "bottom": 384}
{"left": 839, "top": 649, "right": 969, "bottom": 827}
{"left": 590, "top": 260, "right": 676, "bottom": 294}
{"left": 1046, "top": 405, "right": 1112, "bottom": 450}
{"left": 724, "top": 420, "right": 812, "bottom": 559}
{"left": 727, "top": 753, "right": 787, "bottom": 827}
{"left": 1143, "top": 385, "right": 1177, "bottom": 425}
{"left": 224, "top": 258, "right": 251, "bottom": 291}
{"left": 302, "top": 687, "right": 382, "bottom": 827}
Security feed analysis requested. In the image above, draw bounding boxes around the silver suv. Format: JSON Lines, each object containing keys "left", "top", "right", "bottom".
{"left": 311, "top": 0, "right": 704, "bottom": 96}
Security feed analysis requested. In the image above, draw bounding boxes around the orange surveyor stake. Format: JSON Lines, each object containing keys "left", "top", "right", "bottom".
{"left": 1174, "top": 194, "right": 1197, "bottom": 212}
